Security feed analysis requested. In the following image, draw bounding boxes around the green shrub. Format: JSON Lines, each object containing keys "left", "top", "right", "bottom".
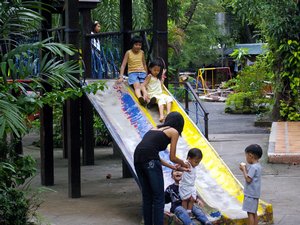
{"left": 224, "top": 54, "right": 274, "bottom": 114}
{"left": 0, "top": 143, "right": 40, "bottom": 225}
{"left": 168, "top": 84, "right": 186, "bottom": 102}
{"left": 225, "top": 92, "right": 273, "bottom": 114}
{"left": 0, "top": 188, "right": 30, "bottom": 225}
{"left": 94, "top": 114, "right": 112, "bottom": 146}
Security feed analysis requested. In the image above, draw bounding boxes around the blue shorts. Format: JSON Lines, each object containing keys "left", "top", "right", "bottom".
{"left": 128, "top": 72, "right": 146, "bottom": 85}
{"left": 242, "top": 196, "right": 259, "bottom": 213}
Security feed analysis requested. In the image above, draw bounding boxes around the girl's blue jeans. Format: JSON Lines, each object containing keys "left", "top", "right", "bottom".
{"left": 135, "top": 159, "right": 164, "bottom": 225}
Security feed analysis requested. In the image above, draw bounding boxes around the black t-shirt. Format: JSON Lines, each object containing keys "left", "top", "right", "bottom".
{"left": 165, "top": 183, "right": 182, "bottom": 213}
{"left": 134, "top": 128, "right": 171, "bottom": 164}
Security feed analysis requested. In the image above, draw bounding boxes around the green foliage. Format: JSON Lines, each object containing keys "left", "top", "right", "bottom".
{"left": 0, "top": 0, "right": 43, "bottom": 41}
{"left": 225, "top": 91, "right": 272, "bottom": 114}
{"left": 168, "top": 0, "right": 226, "bottom": 71}
{"left": 92, "top": 0, "right": 150, "bottom": 31}
{"left": 0, "top": 95, "right": 28, "bottom": 138}
{"left": 230, "top": 48, "right": 249, "bottom": 61}
{"left": 31, "top": 80, "right": 109, "bottom": 148}
{"left": 225, "top": 92, "right": 255, "bottom": 114}
{"left": 92, "top": 0, "right": 120, "bottom": 31}
{"left": 0, "top": 142, "right": 38, "bottom": 225}
{"left": 94, "top": 114, "right": 112, "bottom": 146}
{"left": 224, "top": 0, "right": 300, "bottom": 120}
{"left": 93, "top": 0, "right": 228, "bottom": 77}
{"left": 168, "top": 84, "right": 186, "bottom": 102}
{"left": 0, "top": 1, "right": 108, "bottom": 224}
{"left": 277, "top": 40, "right": 300, "bottom": 120}
{"left": 224, "top": 54, "right": 274, "bottom": 114}
{"left": 0, "top": 188, "right": 30, "bottom": 225}
{"left": 0, "top": 157, "right": 36, "bottom": 190}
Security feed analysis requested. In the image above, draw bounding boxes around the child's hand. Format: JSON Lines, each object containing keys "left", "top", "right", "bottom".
{"left": 117, "top": 76, "right": 124, "bottom": 83}
{"left": 239, "top": 162, "right": 246, "bottom": 171}
{"left": 183, "top": 162, "right": 190, "bottom": 169}
{"left": 174, "top": 164, "right": 181, "bottom": 170}
{"left": 196, "top": 198, "right": 204, "bottom": 208}
{"left": 177, "top": 166, "right": 190, "bottom": 172}
{"left": 162, "top": 69, "right": 167, "bottom": 75}
{"left": 164, "top": 211, "right": 173, "bottom": 216}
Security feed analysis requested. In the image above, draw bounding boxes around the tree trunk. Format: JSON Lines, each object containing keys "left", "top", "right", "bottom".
{"left": 179, "top": 0, "right": 199, "bottom": 31}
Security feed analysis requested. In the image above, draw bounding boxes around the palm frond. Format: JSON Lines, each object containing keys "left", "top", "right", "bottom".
{"left": 0, "top": 99, "right": 27, "bottom": 138}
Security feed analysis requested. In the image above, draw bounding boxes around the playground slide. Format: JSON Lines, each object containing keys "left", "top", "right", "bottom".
{"left": 85, "top": 79, "right": 273, "bottom": 224}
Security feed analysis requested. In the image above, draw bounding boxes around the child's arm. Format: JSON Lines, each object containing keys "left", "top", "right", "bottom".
{"left": 142, "top": 74, "right": 151, "bottom": 88}
{"left": 240, "top": 164, "right": 252, "bottom": 183}
{"left": 142, "top": 51, "right": 147, "bottom": 72}
{"left": 161, "top": 69, "right": 167, "bottom": 84}
{"left": 118, "top": 51, "right": 129, "bottom": 81}
{"left": 168, "top": 131, "right": 189, "bottom": 169}
{"left": 164, "top": 186, "right": 172, "bottom": 204}
{"left": 160, "top": 158, "right": 178, "bottom": 170}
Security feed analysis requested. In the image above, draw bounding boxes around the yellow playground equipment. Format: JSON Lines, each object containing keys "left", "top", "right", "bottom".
{"left": 196, "top": 67, "right": 232, "bottom": 95}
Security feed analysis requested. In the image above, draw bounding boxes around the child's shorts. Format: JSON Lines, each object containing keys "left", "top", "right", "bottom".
{"left": 128, "top": 72, "right": 146, "bottom": 85}
{"left": 154, "top": 94, "right": 173, "bottom": 106}
{"left": 242, "top": 196, "right": 258, "bottom": 213}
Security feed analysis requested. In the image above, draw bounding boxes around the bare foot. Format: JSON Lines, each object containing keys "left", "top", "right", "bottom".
{"left": 159, "top": 117, "right": 164, "bottom": 123}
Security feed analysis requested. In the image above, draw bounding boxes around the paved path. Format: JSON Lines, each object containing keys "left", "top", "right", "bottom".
{"left": 268, "top": 122, "right": 300, "bottom": 164}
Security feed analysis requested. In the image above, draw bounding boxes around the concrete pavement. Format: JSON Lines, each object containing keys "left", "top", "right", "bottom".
{"left": 24, "top": 102, "right": 300, "bottom": 225}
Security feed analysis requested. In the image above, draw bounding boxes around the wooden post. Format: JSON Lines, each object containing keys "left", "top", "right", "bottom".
{"left": 80, "top": 8, "right": 92, "bottom": 79}
{"left": 80, "top": 6, "right": 95, "bottom": 165}
{"left": 152, "top": 0, "right": 168, "bottom": 86}
{"left": 120, "top": 0, "right": 133, "bottom": 56}
{"left": 81, "top": 94, "right": 94, "bottom": 165}
{"left": 40, "top": 2, "right": 54, "bottom": 186}
{"left": 65, "top": 0, "right": 81, "bottom": 198}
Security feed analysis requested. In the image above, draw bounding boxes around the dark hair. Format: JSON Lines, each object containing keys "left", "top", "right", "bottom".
{"left": 157, "top": 111, "right": 184, "bottom": 135}
{"left": 148, "top": 58, "right": 164, "bottom": 80}
{"left": 131, "top": 35, "right": 143, "bottom": 47}
{"left": 245, "top": 144, "right": 263, "bottom": 159}
{"left": 91, "top": 21, "right": 100, "bottom": 32}
{"left": 187, "top": 148, "right": 203, "bottom": 159}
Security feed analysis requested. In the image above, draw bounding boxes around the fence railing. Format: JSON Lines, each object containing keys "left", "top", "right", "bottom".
{"left": 86, "top": 29, "right": 153, "bottom": 79}
{"left": 169, "top": 81, "right": 209, "bottom": 139}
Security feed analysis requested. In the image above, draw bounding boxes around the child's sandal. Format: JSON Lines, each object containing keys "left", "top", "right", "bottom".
{"left": 138, "top": 97, "right": 146, "bottom": 106}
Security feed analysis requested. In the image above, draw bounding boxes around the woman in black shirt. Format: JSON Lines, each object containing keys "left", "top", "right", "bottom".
{"left": 134, "top": 111, "right": 189, "bottom": 225}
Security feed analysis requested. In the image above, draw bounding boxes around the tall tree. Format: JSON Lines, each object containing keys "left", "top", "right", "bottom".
{"left": 223, "top": 0, "right": 300, "bottom": 120}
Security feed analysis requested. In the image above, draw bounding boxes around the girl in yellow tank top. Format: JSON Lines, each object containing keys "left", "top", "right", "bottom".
{"left": 118, "top": 36, "right": 148, "bottom": 106}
